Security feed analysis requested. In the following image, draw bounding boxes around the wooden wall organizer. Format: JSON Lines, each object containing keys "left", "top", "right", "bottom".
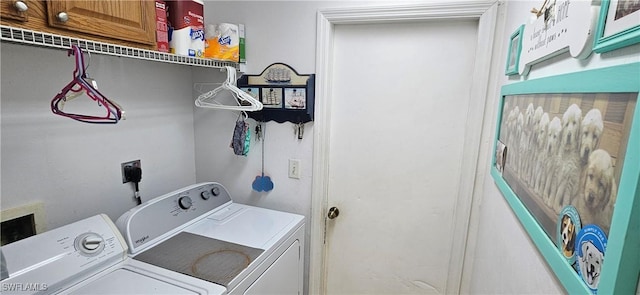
{"left": 238, "top": 63, "right": 315, "bottom": 123}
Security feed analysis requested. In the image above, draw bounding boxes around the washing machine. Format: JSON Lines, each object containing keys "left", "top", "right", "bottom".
{"left": 116, "top": 182, "right": 305, "bottom": 295}
{"left": 0, "top": 214, "right": 226, "bottom": 294}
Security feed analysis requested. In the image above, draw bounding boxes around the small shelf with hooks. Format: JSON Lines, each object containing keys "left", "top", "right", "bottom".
{"left": 238, "top": 63, "right": 315, "bottom": 124}
{"left": 0, "top": 25, "right": 238, "bottom": 69}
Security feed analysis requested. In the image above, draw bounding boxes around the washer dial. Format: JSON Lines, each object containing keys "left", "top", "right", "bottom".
{"left": 201, "top": 190, "right": 211, "bottom": 200}
{"left": 75, "top": 232, "right": 105, "bottom": 256}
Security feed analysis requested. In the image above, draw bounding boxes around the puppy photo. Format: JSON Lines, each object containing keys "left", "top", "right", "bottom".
{"left": 496, "top": 92, "right": 635, "bottom": 256}
{"left": 505, "top": 106, "right": 520, "bottom": 171}
{"left": 524, "top": 106, "right": 544, "bottom": 185}
{"left": 551, "top": 104, "right": 582, "bottom": 213}
{"left": 519, "top": 103, "right": 535, "bottom": 179}
{"left": 532, "top": 112, "right": 550, "bottom": 194}
{"left": 580, "top": 108, "right": 604, "bottom": 166}
{"left": 574, "top": 149, "right": 618, "bottom": 234}
{"left": 560, "top": 104, "right": 582, "bottom": 155}
{"left": 560, "top": 214, "right": 576, "bottom": 258}
{"left": 579, "top": 240, "right": 604, "bottom": 289}
{"left": 542, "top": 117, "right": 562, "bottom": 205}
{"left": 515, "top": 112, "right": 525, "bottom": 176}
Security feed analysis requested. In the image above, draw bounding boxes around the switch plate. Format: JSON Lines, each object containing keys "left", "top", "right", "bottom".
{"left": 288, "top": 159, "right": 301, "bottom": 179}
{"left": 121, "top": 160, "right": 141, "bottom": 183}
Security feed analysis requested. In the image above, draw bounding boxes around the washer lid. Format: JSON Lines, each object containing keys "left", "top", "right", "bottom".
{"left": 67, "top": 269, "right": 200, "bottom": 294}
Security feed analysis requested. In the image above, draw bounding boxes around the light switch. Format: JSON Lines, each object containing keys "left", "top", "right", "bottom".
{"left": 288, "top": 159, "right": 301, "bottom": 179}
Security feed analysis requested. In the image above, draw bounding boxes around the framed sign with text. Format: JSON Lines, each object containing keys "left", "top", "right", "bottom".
{"left": 518, "top": 0, "right": 599, "bottom": 75}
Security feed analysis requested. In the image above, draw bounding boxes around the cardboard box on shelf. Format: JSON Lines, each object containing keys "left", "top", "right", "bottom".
{"left": 166, "top": 0, "right": 204, "bottom": 57}
{"left": 155, "top": 0, "right": 169, "bottom": 53}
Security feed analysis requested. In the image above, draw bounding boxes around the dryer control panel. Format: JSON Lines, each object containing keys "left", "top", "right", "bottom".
{"left": 116, "top": 182, "right": 232, "bottom": 254}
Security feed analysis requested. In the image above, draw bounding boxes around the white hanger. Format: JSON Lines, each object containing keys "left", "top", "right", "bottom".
{"left": 195, "top": 66, "right": 263, "bottom": 112}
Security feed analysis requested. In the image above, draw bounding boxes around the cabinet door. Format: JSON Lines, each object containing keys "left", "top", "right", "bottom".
{"left": 1, "top": 0, "right": 30, "bottom": 22}
{"left": 46, "top": 0, "right": 155, "bottom": 46}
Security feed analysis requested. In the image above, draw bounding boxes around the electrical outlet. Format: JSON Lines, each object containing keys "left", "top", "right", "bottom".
{"left": 121, "top": 160, "right": 141, "bottom": 183}
{"left": 288, "top": 159, "right": 301, "bottom": 179}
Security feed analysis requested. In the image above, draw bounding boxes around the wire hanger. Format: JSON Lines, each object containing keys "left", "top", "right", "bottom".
{"left": 195, "top": 66, "right": 263, "bottom": 112}
{"left": 50, "top": 45, "right": 125, "bottom": 124}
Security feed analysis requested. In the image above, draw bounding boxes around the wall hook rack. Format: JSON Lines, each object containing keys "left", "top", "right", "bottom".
{"left": 237, "top": 63, "right": 315, "bottom": 124}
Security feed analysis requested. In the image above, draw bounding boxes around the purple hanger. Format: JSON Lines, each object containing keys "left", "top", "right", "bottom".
{"left": 51, "top": 45, "right": 124, "bottom": 124}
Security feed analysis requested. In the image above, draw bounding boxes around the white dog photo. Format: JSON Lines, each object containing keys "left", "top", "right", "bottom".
{"left": 515, "top": 112, "right": 525, "bottom": 176}
{"left": 579, "top": 240, "right": 604, "bottom": 289}
{"left": 580, "top": 108, "right": 604, "bottom": 166}
{"left": 524, "top": 106, "right": 544, "bottom": 185}
{"left": 505, "top": 106, "right": 520, "bottom": 171}
{"left": 574, "top": 149, "right": 618, "bottom": 234}
{"left": 542, "top": 117, "right": 562, "bottom": 205}
{"left": 551, "top": 104, "right": 582, "bottom": 213}
{"left": 533, "top": 112, "right": 550, "bottom": 195}
{"left": 519, "top": 103, "right": 535, "bottom": 178}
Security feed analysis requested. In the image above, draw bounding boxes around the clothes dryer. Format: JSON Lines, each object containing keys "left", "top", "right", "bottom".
{"left": 116, "top": 182, "right": 305, "bottom": 295}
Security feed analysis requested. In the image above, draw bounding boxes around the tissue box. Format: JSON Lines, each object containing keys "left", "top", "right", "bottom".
{"left": 204, "top": 23, "right": 239, "bottom": 62}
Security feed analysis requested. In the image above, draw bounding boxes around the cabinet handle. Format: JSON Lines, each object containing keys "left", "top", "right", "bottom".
{"left": 56, "top": 12, "right": 69, "bottom": 23}
{"left": 14, "top": 1, "right": 28, "bottom": 12}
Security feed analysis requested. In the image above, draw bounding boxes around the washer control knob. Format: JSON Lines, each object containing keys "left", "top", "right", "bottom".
{"left": 178, "top": 196, "right": 192, "bottom": 210}
{"left": 75, "top": 232, "right": 104, "bottom": 256}
{"left": 211, "top": 187, "right": 220, "bottom": 196}
{"left": 201, "top": 191, "right": 211, "bottom": 200}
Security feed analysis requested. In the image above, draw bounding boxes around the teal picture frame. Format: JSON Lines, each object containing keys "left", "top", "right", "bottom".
{"left": 505, "top": 25, "right": 524, "bottom": 75}
{"left": 491, "top": 63, "right": 640, "bottom": 294}
{"left": 593, "top": 0, "right": 640, "bottom": 53}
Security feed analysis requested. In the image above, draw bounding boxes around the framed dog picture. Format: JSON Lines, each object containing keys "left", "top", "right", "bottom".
{"left": 505, "top": 25, "right": 524, "bottom": 76}
{"left": 593, "top": 0, "right": 640, "bottom": 53}
{"left": 491, "top": 63, "right": 640, "bottom": 294}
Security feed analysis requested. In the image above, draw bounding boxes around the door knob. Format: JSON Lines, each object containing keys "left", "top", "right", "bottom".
{"left": 56, "top": 12, "right": 69, "bottom": 22}
{"left": 327, "top": 207, "right": 340, "bottom": 219}
{"left": 14, "top": 1, "right": 28, "bottom": 12}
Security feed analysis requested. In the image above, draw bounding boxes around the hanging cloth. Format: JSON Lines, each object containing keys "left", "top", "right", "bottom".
{"left": 230, "top": 114, "right": 250, "bottom": 156}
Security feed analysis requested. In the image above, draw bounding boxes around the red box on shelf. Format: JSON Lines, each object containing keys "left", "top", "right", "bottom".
{"left": 155, "top": 0, "right": 169, "bottom": 53}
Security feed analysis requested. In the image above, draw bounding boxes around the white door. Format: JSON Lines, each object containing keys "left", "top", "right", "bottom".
{"left": 324, "top": 20, "right": 479, "bottom": 294}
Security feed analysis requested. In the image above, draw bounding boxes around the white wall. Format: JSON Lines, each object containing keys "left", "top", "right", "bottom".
{"left": 0, "top": 43, "right": 198, "bottom": 229}
{"left": 198, "top": 1, "right": 429, "bottom": 294}
{"left": 466, "top": 1, "right": 640, "bottom": 294}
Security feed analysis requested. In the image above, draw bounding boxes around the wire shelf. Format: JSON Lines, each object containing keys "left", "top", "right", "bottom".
{"left": 0, "top": 25, "right": 238, "bottom": 69}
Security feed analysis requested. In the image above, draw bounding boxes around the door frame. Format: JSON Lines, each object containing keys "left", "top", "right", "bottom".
{"left": 310, "top": 1, "right": 500, "bottom": 294}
